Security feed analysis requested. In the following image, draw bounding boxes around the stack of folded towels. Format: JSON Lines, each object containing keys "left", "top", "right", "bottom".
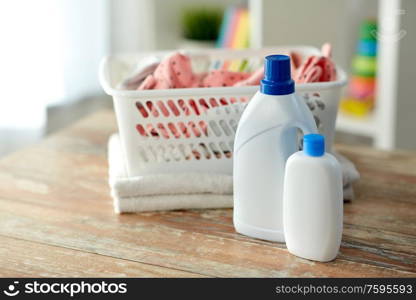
{"left": 108, "top": 134, "right": 233, "bottom": 213}
{"left": 108, "top": 134, "right": 359, "bottom": 213}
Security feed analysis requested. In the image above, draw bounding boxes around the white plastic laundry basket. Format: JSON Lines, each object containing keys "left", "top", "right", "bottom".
{"left": 100, "top": 47, "right": 347, "bottom": 177}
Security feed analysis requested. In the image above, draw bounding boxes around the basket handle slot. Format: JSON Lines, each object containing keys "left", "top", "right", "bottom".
{"left": 177, "top": 99, "right": 191, "bottom": 116}
{"left": 198, "top": 121, "right": 208, "bottom": 137}
{"left": 146, "top": 101, "right": 160, "bottom": 117}
{"left": 136, "top": 124, "right": 149, "bottom": 137}
{"left": 167, "top": 122, "right": 181, "bottom": 139}
{"left": 169, "top": 144, "right": 182, "bottom": 161}
{"left": 136, "top": 101, "right": 149, "bottom": 118}
{"left": 219, "top": 120, "right": 232, "bottom": 136}
{"left": 209, "top": 98, "right": 219, "bottom": 107}
{"left": 177, "top": 122, "right": 191, "bottom": 138}
{"left": 209, "top": 142, "right": 222, "bottom": 159}
{"left": 188, "top": 121, "right": 201, "bottom": 138}
{"left": 167, "top": 100, "right": 180, "bottom": 116}
{"left": 145, "top": 124, "right": 160, "bottom": 139}
{"left": 199, "top": 143, "right": 211, "bottom": 159}
{"left": 137, "top": 146, "right": 149, "bottom": 162}
{"left": 198, "top": 98, "right": 210, "bottom": 113}
{"left": 157, "top": 123, "right": 170, "bottom": 139}
{"left": 157, "top": 101, "right": 170, "bottom": 117}
{"left": 219, "top": 141, "right": 232, "bottom": 158}
{"left": 229, "top": 119, "right": 238, "bottom": 132}
{"left": 188, "top": 99, "right": 201, "bottom": 116}
{"left": 208, "top": 121, "right": 222, "bottom": 137}
{"left": 190, "top": 144, "right": 201, "bottom": 160}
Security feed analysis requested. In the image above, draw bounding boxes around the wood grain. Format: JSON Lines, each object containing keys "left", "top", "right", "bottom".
{"left": 0, "top": 236, "right": 204, "bottom": 277}
{"left": 0, "top": 109, "right": 415, "bottom": 277}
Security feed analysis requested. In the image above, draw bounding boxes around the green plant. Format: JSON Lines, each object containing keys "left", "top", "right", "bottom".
{"left": 180, "top": 7, "right": 223, "bottom": 41}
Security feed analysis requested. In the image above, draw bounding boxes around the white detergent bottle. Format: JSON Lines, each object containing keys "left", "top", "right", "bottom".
{"left": 233, "top": 55, "right": 317, "bottom": 242}
{"left": 283, "top": 134, "right": 343, "bottom": 262}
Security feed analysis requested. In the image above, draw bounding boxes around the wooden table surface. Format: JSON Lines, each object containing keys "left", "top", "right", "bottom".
{"left": 0, "top": 109, "right": 415, "bottom": 277}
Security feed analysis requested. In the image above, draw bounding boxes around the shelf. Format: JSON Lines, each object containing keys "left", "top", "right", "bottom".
{"left": 336, "top": 112, "right": 377, "bottom": 137}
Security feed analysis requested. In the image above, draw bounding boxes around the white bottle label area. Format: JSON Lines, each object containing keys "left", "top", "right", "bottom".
{"left": 283, "top": 152, "right": 343, "bottom": 262}
{"left": 233, "top": 91, "right": 317, "bottom": 242}
{"left": 234, "top": 127, "right": 297, "bottom": 242}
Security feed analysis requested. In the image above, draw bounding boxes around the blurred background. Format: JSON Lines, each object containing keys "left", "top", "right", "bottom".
{"left": 0, "top": 0, "right": 414, "bottom": 157}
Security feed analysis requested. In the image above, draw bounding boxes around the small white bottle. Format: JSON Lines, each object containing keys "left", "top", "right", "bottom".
{"left": 283, "top": 134, "right": 343, "bottom": 262}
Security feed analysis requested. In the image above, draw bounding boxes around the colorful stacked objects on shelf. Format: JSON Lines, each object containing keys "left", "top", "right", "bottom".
{"left": 216, "top": 6, "right": 249, "bottom": 49}
{"left": 341, "top": 20, "right": 377, "bottom": 117}
{"left": 216, "top": 6, "right": 250, "bottom": 71}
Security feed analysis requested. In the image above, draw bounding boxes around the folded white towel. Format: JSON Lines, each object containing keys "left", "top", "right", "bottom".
{"left": 335, "top": 150, "right": 360, "bottom": 200}
{"left": 108, "top": 134, "right": 359, "bottom": 213}
{"left": 113, "top": 194, "right": 232, "bottom": 213}
{"left": 108, "top": 134, "right": 232, "bottom": 213}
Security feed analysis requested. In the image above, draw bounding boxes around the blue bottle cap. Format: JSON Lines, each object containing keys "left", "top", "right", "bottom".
{"left": 303, "top": 134, "right": 325, "bottom": 157}
{"left": 260, "top": 55, "right": 294, "bottom": 95}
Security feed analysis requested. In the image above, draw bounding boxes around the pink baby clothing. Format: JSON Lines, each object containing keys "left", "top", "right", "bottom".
{"left": 138, "top": 52, "right": 257, "bottom": 90}
{"left": 202, "top": 70, "right": 251, "bottom": 87}
{"left": 139, "top": 53, "right": 201, "bottom": 89}
{"left": 295, "top": 43, "right": 337, "bottom": 83}
{"left": 137, "top": 44, "right": 337, "bottom": 91}
{"left": 233, "top": 68, "right": 264, "bottom": 87}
